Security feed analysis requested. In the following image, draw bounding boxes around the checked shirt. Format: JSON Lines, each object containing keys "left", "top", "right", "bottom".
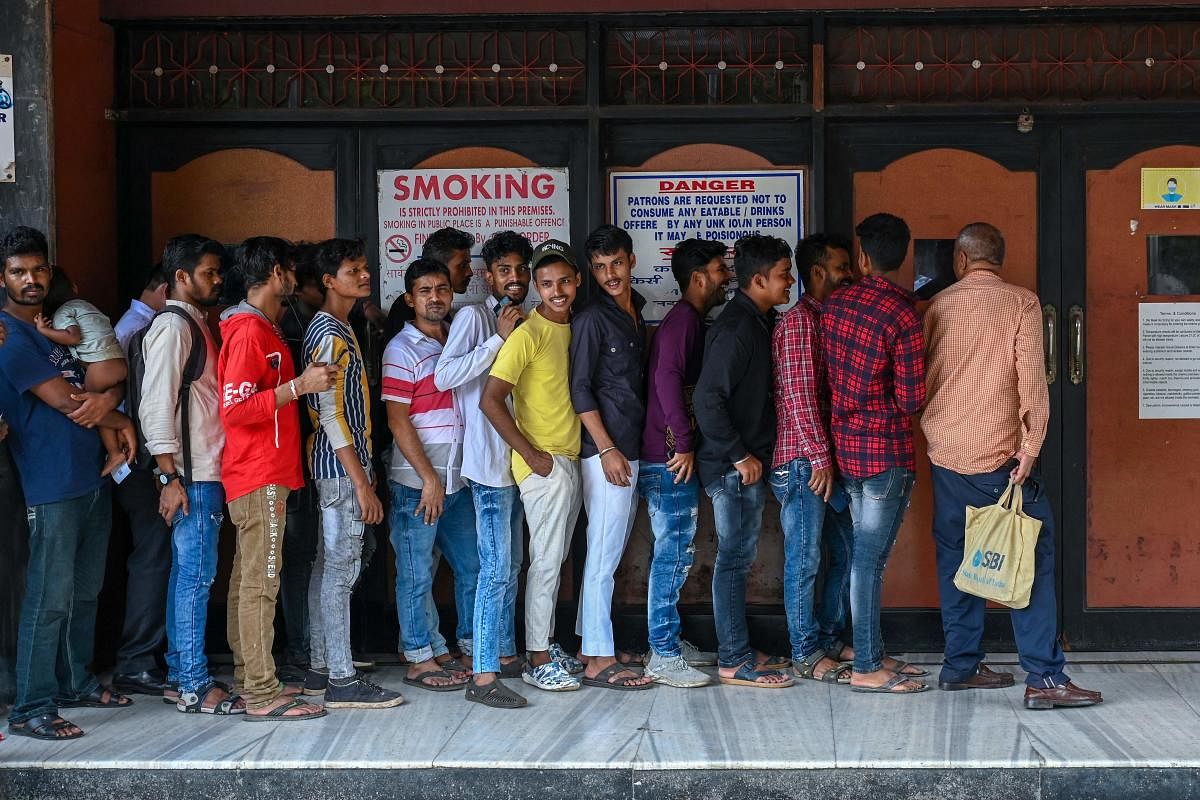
{"left": 772, "top": 293, "right": 833, "bottom": 471}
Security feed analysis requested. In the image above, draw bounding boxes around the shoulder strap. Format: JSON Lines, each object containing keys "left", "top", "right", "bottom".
{"left": 156, "top": 305, "right": 207, "bottom": 481}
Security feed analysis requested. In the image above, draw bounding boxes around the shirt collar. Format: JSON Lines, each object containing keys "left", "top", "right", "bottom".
{"left": 800, "top": 293, "right": 823, "bottom": 314}
{"left": 485, "top": 295, "right": 500, "bottom": 312}
{"left": 862, "top": 274, "right": 920, "bottom": 304}
{"left": 958, "top": 268, "right": 1003, "bottom": 284}
{"left": 166, "top": 298, "right": 204, "bottom": 318}
{"left": 130, "top": 298, "right": 155, "bottom": 317}
{"left": 401, "top": 320, "right": 446, "bottom": 345}
{"left": 731, "top": 289, "right": 771, "bottom": 319}
{"left": 595, "top": 288, "right": 647, "bottom": 314}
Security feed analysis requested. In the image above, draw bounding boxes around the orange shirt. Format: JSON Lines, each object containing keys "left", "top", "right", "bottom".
{"left": 920, "top": 269, "right": 1048, "bottom": 474}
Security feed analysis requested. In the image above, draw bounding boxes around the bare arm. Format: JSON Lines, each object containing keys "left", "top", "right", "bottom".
{"left": 37, "top": 319, "right": 82, "bottom": 346}
{"left": 480, "top": 375, "right": 551, "bottom": 478}
{"left": 577, "top": 409, "right": 631, "bottom": 487}
{"left": 386, "top": 400, "right": 445, "bottom": 524}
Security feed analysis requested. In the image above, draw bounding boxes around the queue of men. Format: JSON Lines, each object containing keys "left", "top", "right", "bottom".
{"left": 0, "top": 215, "right": 1102, "bottom": 741}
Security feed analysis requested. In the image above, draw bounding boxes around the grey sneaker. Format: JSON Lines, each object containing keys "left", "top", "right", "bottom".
{"left": 681, "top": 639, "right": 717, "bottom": 667}
{"left": 645, "top": 652, "right": 712, "bottom": 688}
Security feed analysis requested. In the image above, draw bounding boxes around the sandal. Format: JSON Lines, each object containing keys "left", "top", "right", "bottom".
{"left": 243, "top": 696, "right": 327, "bottom": 722}
{"left": 177, "top": 683, "right": 246, "bottom": 715}
{"left": 792, "top": 652, "right": 852, "bottom": 684}
{"left": 581, "top": 662, "right": 654, "bottom": 691}
{"left": 850, "top": 673, "right": 930, "bottom": 694}
{"left": 56, "top": 687, "right": 133, "bottom": 709}
{"left": 403, "top": 668, "right": 469, "bottom": 692}
{"left": 756, "top": 653, "right": 792, "bottom": 671}
{"left": 499, "top": 657, "right": 527, "bottom": 679}
{"left": 825, "top": 639, "right": 852, "bottom": 662}
{"left": 435, "top": 655, "right": 468, "bottom": 672}
{"left": 719, "top": 660, "right": 794, "bottom": 689}
{"left": 8, "top": 714, "right": 84, "bottom": 741}
{"left": 466, "top": 677, "right": 528, "bottom": 708}
{"left": 887, "top": 658, "right": 930, "bottom": 678}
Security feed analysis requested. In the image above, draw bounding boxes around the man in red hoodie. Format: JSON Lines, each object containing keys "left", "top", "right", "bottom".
{"left": 219, "top": 236, "right": 339, "bottom": 722}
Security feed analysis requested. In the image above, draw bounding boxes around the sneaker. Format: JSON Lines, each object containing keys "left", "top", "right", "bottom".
{"left": 548, "top": 643, "right": 585, "bottom": 675}
{"left": 276, "top": 663, "right": 308, "bottom": 683}
{"left": 522, "top": 660, "right": 581, "bottom": 692}
{"left": 681, "top": 639, "right": 717, "bottom": 667}
{"left": 302, "top": 668, "right": 329, "bottom": 696}
{"left": 644, "top": 652, "right": 712, "bottom": 688}
{"left": 351, "top": 658, "right": 377, "bottom": 673}
{"left": 324, "top": 674, "right": 405, "bottom": 709}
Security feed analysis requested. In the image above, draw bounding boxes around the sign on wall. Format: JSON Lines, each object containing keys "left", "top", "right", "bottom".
{"left": 1139, "top": 302, "right": 1200, "bottom": 419}
{"left": 376, "top": 167, "right": 571, "bottom": 312}
{"left": 1141, "top": 168, "right": 1200, "bottom": 210}
{"left": 0, "top": 55, "right": 14, "bottom": 183}
{"left": 610, "top": 169, "right": 805, "bottom": 322}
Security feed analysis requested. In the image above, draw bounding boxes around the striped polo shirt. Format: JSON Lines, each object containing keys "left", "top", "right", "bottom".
{"left": 381, "top": 322, "right": 465, "bottom": 493}
{"left": 304, "top": 311, "right": 373, "bottom": 480}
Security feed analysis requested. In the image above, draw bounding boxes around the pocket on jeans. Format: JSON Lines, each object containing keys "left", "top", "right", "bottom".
{"left": 865, "top": 469, "right": 913, "bottom": 501}
{"left": 317, "top": 480, "right": 343, "bottom": 510}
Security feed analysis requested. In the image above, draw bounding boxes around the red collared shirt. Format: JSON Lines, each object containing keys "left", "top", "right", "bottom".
{"left": 772, "top": 293, "right": 832, "bottom": 470}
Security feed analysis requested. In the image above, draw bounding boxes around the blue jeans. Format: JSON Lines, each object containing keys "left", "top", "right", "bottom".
{"left": 390, "top": 482, "right": 480, "bottom": 663}
{"left": 469, "top": 480, "right": 523, "bottom": 674}
{"left": 931, "top": 464, "right": 1068, "bottom": 688}
{"left": 770, "top": 458, "right": 853, "bottom": 662}
{"left": 639, "top": 462, "right": 699, "bottom": 659}
{"left": 705, "top": 467, "right": 767, "bottom": 667}
{"left": 164, "top": 481, "right": 225, "bottom": 694}
{"left": 10, "top": 486, "right": 110, "bottom": 725}
{"left": 843, "top": 467, "right": 915, "bottom": 673}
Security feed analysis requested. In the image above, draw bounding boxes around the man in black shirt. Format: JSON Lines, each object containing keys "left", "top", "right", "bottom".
{"left": 568, "top": 225, "right": 653, "bottom": 691}
{"left": 694, "top": 234, "right": 795, "bottom": 689}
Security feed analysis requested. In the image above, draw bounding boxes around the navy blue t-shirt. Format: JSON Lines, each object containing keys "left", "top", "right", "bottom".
{"left": 0, "top": 311, "right": 104, "bottom": 505}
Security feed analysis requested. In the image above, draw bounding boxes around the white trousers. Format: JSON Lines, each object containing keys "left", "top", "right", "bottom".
{"left": 518, "top": 455, "right": 582, "bottom": 652}
{"left": 576, "top": 454, "right": 640, "bottom": 656}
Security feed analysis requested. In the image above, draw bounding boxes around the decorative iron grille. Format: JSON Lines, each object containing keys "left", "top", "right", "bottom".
{"left": 828, "top": 23, "right": 1200, "bottom": 104}
{"left": 605, "top": 26, "right": 810, "bottom": 105}
{"left": 120, "top": 28, "right": 587, "bottom": 109}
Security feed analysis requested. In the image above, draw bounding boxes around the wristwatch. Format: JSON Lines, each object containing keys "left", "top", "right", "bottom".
{"left": 158, "top": 472, "right": 182, "bottom": 487}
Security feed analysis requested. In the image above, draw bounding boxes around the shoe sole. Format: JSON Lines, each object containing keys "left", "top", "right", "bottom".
{"left": 1024, "top": 698, "right": 1101, "bottom": 710}
{"left": 938, "top": 681, "right": 1014, "bottom": 691}
{"left": 521, "top": 674, "right": 580, "bottom": 692}
{"left": 324, "top": 697, "right": 405, "bottom": 709}
{"left": 646, "top": 671, "right": 711, "bottom": 688}
{"left": 301, "top": 688, "right": 327, "bottom": 696}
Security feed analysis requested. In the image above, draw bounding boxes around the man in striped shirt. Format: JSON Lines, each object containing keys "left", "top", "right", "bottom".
{"left": 302, "top": 238, "right": 400, "bottom": 709}
{"left": 383, "top": 258, "right": 480, "bottom": 692}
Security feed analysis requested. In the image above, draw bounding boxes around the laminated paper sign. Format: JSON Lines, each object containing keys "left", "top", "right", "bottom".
{"left": 1141, "top": 168, "right": 1200, "bottom": 210}
{"left": 376, "top": 167, "right": 570, "bottom": 313}
{"left": 1139, "top": 302, "right": 1200, "bottom": 419}
{"left": 610, "top": 170, "right": 805, "bottom": 322}
{"left": 0, "top": 55, "right": 14, "bottom": 183}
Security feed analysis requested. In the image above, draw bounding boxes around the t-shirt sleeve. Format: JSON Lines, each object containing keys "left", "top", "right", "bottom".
{"left": 52, "top": 303, "right": 80, "bottom": 330}
{"left": 0, "top": 327, "right": 61, "bottom": 393}
{"left": 489, "top": 326, "right": 535, "bottom": 387}
{"left": 381, "top": 338, "right": 416, "bottom": 404}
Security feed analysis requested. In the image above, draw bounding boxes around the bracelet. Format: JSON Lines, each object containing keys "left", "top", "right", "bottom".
{"left": 288, "top": 379, "right": 298, "bottom": 401}
{"left": 598, "top": 446, "right": 619, "bottom": 458}
{"left": 733, "top": 455, "right": 753, "bottom": 466}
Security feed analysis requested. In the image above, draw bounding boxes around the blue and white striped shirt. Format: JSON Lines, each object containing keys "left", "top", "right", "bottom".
{"left": 303, "top": 311, "right": 373, "bottom": 480}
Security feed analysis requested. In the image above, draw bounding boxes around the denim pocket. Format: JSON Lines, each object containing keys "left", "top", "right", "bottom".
{"left": 317, "top": 480, "right": 344, "bottom": 511}
{"left": 865, "top": 468, "right": 914, "bottom": 501}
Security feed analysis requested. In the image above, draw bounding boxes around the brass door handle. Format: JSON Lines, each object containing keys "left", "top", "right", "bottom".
{"left": 1068, "top": 305, "right": 1085, "bottom": 385}
{"left": 1043, "top": 304, "right": 1057, "bottom": 385}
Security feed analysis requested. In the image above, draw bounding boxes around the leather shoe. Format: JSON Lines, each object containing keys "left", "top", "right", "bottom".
{"left": 1024, "top": 681, "right": 1103, "bottom": 709}
{"left": 939, "top": 663, "right": 1016, "bottom": 691}
{"left": 112, "top": 669, "right": 171, "bottom": 695}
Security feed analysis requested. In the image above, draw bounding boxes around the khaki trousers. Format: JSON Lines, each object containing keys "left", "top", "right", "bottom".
{"left": 517, "top": 455, "right": 582, "bottom": 653}
{"left": 227, "top": 484, "right": 289, "bottom": 708}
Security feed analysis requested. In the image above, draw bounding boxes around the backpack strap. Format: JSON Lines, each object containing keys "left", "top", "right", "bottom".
{"left": 157, "top": 306, "right": 207, "bottom": 483}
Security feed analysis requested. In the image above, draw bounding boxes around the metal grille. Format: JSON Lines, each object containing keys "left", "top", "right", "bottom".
{"left": 121, "top": 28, "right": 587, "bottom": 109}
{"left": 828, "top": 22, "right": 1200, "bottom": 103}
{"left": 605, "top": 26, "right": 811, "bottom": 105}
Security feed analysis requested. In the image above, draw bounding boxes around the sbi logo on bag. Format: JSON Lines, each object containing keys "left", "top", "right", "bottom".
{"left": 971, "top": 549, "right": 1007, "bottom": 571}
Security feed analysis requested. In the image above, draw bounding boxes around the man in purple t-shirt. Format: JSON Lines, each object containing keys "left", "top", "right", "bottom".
{"left": 638, "top": 238, "right": 731, "bottom": 688}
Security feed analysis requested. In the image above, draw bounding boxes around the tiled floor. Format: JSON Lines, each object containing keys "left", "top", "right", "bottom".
{"left": 2, "top": 655, "right": 1199, "bottom": 772}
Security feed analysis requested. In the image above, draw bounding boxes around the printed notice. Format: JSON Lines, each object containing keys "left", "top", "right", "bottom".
{"left": 376, "top": 168, "right": 570, "bottom": 312}
{"left": 610, "top": 170, "right": 805, "bottom": 323}
{"left": 0, "top": 55, "right": 14, "bottom": 182}
{"left": 1139, "top": 303, "right": 1200, "bottom": 419}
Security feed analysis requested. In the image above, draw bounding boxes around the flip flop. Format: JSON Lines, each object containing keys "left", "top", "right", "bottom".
{"left": 8, "top": 714, "right": 84, "bottom": 741}
{"left": 55, "top": 687, "right": 133, "bottom": 709}
{"left": 850, "top": 673, "right": 930, "bottom": 694}
{"left": 719, "top": 660, "right": 794, "bottom": 688}
{"left": 243, "top": 696, "right": 327, "bottom": 722}
{"left": 757, "top": 653, "right": 792, "bottom": 671}
{"left": 403, "top": 668, "right": 469, "bottom": 692}
{"left": 581, "top": 662, "right": 654, "bottom": 691}
{"left": 888, "top": 658, "right": 930, "bottom": 678}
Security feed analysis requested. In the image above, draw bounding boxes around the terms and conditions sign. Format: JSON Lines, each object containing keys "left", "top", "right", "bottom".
{"left": 1139, "top": 302, "right": 1200, "bottom": 419}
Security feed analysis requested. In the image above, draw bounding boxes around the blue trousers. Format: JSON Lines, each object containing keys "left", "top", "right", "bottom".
{"left": 930, "top": 463, "right": 1068, "bottom": 688}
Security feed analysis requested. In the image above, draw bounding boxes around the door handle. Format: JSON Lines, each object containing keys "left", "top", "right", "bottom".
{"left": 1068, "top": 305, "right": 1085, "bottom": 385}
{"left": 1042, "top": 304, "right": 1057, "bottom": 385}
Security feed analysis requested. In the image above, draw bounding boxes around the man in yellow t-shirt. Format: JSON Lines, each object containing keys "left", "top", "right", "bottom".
{"left": 482, "top": 239, "right": 583, "bottom": 693}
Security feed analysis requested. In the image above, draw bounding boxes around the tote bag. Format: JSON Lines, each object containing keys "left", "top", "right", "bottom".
{"left": 953, "top": 481, "right": 1040, "bottom": 609}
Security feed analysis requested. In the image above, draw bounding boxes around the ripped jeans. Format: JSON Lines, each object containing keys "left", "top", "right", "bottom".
{"left": 638, "top": 462, "right": 700, "bottom": 659}
{"left": 165, "top": 480, "right": 225, "bottom": 694}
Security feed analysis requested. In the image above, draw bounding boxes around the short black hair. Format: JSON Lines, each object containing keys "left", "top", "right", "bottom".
{"left": 315, "top": 238, "right": 366, "bottom": 287}
{"left": 1, "top": 225, "right": 49, "bottom": 266}
{"left": 583, "top": 224, "right": 634, "bottom": 264}
{"left": 480, "top": 230, "right": 533, "bottom": 269}
{"left": 44, "top": 264, "right": 76, "bottom": 315}
{"left": 855, "top": 213, "right": 910, "bottom": 273}
{"left": 143, "top": 263, "right": 168, "bottom": 292}
{"left": 422, "top": 227, "right": 474, "bottom": 267}
{"left": 795, "top": 233, "right": 852, "bottom": 293}
{"left": 162, "top": 234, "right": 226, "bottom": 290}
{"left": 290, "top": 242, "right": 321, "bottom": 289}
{"left": 405, "top": 257, "right": 451, "bottom": 295}
{"left": 671, "top": 238, "right": 728, "bottom": 291}
{"left": 236, "top": 236, "right": 292, "bottom": 290}
{"left": 733, "top": 234, "right": 791, "bottom": 289}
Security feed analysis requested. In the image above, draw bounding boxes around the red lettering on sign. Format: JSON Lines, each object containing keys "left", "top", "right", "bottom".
{"left": 656, "top": 179, "right": 756, "bottom": 193}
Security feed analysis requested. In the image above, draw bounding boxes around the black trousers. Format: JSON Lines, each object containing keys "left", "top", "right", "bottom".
{"left": 112, "top": 468, "right": 171, "bottom": 674}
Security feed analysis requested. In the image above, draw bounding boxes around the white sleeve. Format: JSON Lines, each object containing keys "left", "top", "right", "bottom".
{"left": 433, "top": 305, "right": 505, "bottom": 391}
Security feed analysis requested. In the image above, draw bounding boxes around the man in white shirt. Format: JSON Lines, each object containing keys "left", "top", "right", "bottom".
{"left": 434, "top": 230, "right": 531, "bottom": 708}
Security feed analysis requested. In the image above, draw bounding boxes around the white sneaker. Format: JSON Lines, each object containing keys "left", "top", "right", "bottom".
{"left": 645, "top": 652, "right": 711, "bottom": 688}
{"left": 680, "top": 639, "right": 717, "bottom": 667}
{"left": 522, "top": 660, "right": 581, "bottom": 692}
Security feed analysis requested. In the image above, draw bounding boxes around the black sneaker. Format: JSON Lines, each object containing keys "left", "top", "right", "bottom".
{"left": 302, "top": 668, "right": 329, "bottom": 696}
{"left": 324, "top": 674, "right": 405, "bottom": 709}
